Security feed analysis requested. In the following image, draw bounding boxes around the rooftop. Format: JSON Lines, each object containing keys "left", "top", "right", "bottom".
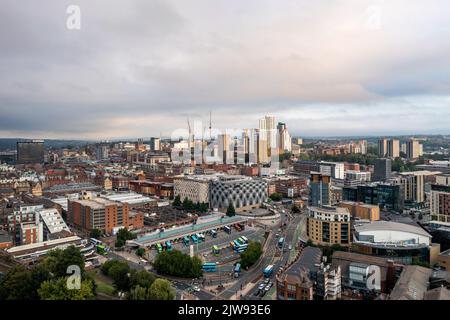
{"left": 389, "top": 265, "right": 433, "bottom": 300}
{"left": 354, "top": 221, "right": 431, "bottom": 238}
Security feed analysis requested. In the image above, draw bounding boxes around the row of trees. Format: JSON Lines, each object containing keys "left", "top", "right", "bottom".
{"left": 240, "top": 241, "right": 263, "bottom": 269}
{"left": 0, "top": 246, "right": 95, "bottom": 300}
{"left": 173, "top": 195, "right": 209, "bottom": 213}
{"left": 100, "top": 260, "right": 175, "bottom": 300}
{"left": 153, "top": 250, "right": 203, "bottom": 278}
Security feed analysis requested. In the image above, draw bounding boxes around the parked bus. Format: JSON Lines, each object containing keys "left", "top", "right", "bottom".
{"left": 234, "top": 224, "right": 241, "bottom": 231}
{"left": 211, "top": 230, "right": 217, "bottom": 238}
{"left": 230, "top": 241, "right": 236, "bottom": 248}
{"left": 165, "top": 241, "right": 173, "bottom": 252}
{"left": 234, "top": 263, "right": 241, "bottom": 277}
{"left": 234, "top": 245, "right": 248, "bottom": 254}
{"left": 241, "top": 236, "right": 248, "bottom": 243}
{"left": 90, "top": 238, "right": 103, "bottom": 246}
{"left": 212, "top": 245, "right": 220, "bottom": 255}
{"left": 96, "top": 244, "right": 107, "bottom": 255}
{"left": 202, "top": 262, "right": 217, "bottom": 272}
{"left": 224, "top": 226, "right": 231, "bottom": 234}
{"left": 278, "top": 237, "right": 285, "bottom": 249}
{"left": 238, "top": 223, "right": 246, "bottom": 231}
{"left": 183, "top": 236, "right": 190, "bottom": 246}
{"left": 238, "top": 237, "right": 245, "bottom": 244}
{"left": 233, "top": 240, "right": 242, "bottom": 247}
{"left": 156, "top": 243, "right": 163, "bottom": 253}
{"left": 198, "top": 233, "right": 205, "bottom": 241}
{"left": 263, "top": 265, "right": 274, "bottom": 278}
{"left": 191, "top": 235, "right": 198, "bottom": 243}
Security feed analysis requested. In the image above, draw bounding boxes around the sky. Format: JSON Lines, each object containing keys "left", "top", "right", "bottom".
{"left": 1, "top": 0, "right": 450, "bottom": 140}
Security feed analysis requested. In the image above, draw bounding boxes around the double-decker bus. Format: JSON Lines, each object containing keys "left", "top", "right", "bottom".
{"left": 241, "top": 236, "right": 248, "bottom": 243}
{"left": 224, "top": 226, "right": 231, "bottom": 234}
{"left": 156, "top": 243, "right": 163, "bottom": 253}
{"left": 212, "top": 245, "right": 220, "bottom": 255}
{"left": 234, "top": 243, "right": 248, "bottom": 253}
{"left": 183, "top": 236, "right": 190, "bottom": 246}
{"left": 263, "top": 265, "right": 274, "bottom": 277}
{"left": 165, "top": 241, "right": 173, "bottom": 252}
{"left": 96, "top": 244, "right": 107, "bottom": 255}
{"left": 198, "top": 233, "right": 205, "bottom": 241}
{"left": 278, "top": 237, "right": 285, "bottom": 249}
{"left": 233, "top": 240, "right": 242, "bottom": 247}
{"left": 90, "top": 238, "right": 103, "bottom": 246}
{"left": 211, "top": 230, "right": 217, "bottom": 238}
{"left": 191, "top": 235, "right": 198, "bottom": 243}
{"left": 202, "top": 262, "right": 217, "bottom": 272}
{"left": 234, "top": 263, "right": 241, "bottom": 277}
{"left": 230, "top": 241, "right": 236, "bottom": 248}
{"left": 238, "top": 237, "right": 245, "bottom": 244}
{"left": 238, "top": 223, "right": 246, "bottom": 231}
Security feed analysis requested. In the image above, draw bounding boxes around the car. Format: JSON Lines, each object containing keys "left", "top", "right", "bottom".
{"left": 288, "top": 245, "right": 292, "bottom": 250}
{"left": 264, "top": 278, "right": 270, "bottom": 284}
{"left": 258, "top": 283, "right": 265, "bottom": 290}
{"left": 254, "top": 290, "right": 260, "bottom": 296}
{"left": 192, "top": 286, "right": 201, "bottom": 292}
{"left": 264, "top": 285, "right": 271, "bottom": 291}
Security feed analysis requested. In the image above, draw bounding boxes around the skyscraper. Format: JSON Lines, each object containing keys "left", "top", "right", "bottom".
{"left": 259, "top": 115, "right": 276, "bottom": 157}
{"left": 150, "top": 137, "right": 161, "bottom": 151}
{"left": 406, "top": 139, "right": 421, "bottom": 160}
{"left": 277, "top": 122, "right": 292, "bottom": 154}
{"left": 373, "top": 158, "right": 392, "bottom": 181}
{"left": 16, "top": 140, "right": 44, "bottom": 164}
{"left": 378, "top": 138, "right": 388, "bottom": 157}
{"left": 387, "top": 139, "right": 400, "bottom": 158}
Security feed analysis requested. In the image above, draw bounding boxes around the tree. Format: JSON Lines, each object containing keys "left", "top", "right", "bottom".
{"left": 107, "top": 261, "right": 131, "bottom": 292}
{"left": 136, "top": 248, "right": 145, "bottom": 257}
{"left": 116, "top": 228, "right": 136, "bottom": 248}
{"left": 128, "top": 285, "right": 148, "bottom": 300}
{"left": 226, "top": 203, "right": 236, "bottom": 217}
{"left": 38, "top": 278, "right": 95, "bottom": 300}
{"left": 0, "top": 266, "right": 34, "bottom": 300}
{"left": 173, "top": 195, "right": 181, "bottom": 207}
{"left": 43, "top": 246, "right": 85, "bottom": 278}
{"left": 130, "top": 270, "right": 155, "bottom": 289}
{"left": 269, "top": 193, "right": 283, "bottom": 202}
{"left": 154, "top": 250, "right": 202, "bottom": 278}
{"left": 147, "top": 279, "right": 175, "bottom": 300}
{"left": 240, "top": 241, "right": 263, "bottom": 269}
{"left": 89, "top": 228, "right": 102, "bottom": 239}
{"left": 183, "top": 197, "right": 194, "bottom": 211}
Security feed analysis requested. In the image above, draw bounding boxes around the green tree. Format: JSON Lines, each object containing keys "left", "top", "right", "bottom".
{"left": 183, "top": 197, "right": 194, "bottom": 211}
{"left": 89, "top": 228, "right": 102, "bottom": 239}
{"left": 173, "top": 195, "right": 181, "bottom": 207}
{"left": 240, "top": 241, "right": 263, "bottom": 269}
{"left": 226, "top": 203, "right": 236, "bottom": 217}
{"left": 0, "top": 266, "right": 34, "bottom": 300}
{"left": 130, "top": 270, "right": 155, "bottom": 289}
{"left": 116, "top": 228, "right": 136, "bottom": 248}
{"left": 38, "top": 277, "right": 95, "bottom": 300}
{"left": 269, "top": 193, "right": 283, "bottom": 201}
{"left": 147, "top": 279, "right": 175, "bottom": 300}
{"left": 136, "top": 248, "right": 145, "bottom": 257}
{"left": 154, "top": 250, "right": 202, "bottom": 278}
{"left": 108, "top": 261, "right": 131, "bottom": 292}
{"left": 43, "top": 246, "right": 85, "bottom": 278}
{"left": 128, "top": 285, "right": 148, "bottom": 300}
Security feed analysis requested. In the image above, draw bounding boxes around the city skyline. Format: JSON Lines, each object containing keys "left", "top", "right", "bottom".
{"left": 1, "top": 1, "right": 450, "bottom": 139}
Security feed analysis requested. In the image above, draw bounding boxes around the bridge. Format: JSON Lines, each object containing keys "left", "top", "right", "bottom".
{"left": 129, "top": 215, "right": 248, "bottom": 248}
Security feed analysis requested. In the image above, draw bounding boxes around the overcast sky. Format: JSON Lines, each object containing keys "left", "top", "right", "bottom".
{"left": 1, "top": 0, "right": 450, "bottom": 140}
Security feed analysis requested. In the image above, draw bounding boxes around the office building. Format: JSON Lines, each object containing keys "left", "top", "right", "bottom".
{"left": 343, "top": 183, "right": 404, "bottom": 212}
{"left": 309, "top": 172, "right": 331, "bottom": 207}
{"left": 398, "top": 171, "right": 436, "bottom": 204}
{"left": 150, "top": 137, "right": 161, "bottom": 151}
{"left": 344, "top": 170, "right": 371, "bottom": 185}
{"left": 210, "top": 175, "right": 267, "bottom": 212}
{"left": 16, "top": 140, "right": 44, "bottom": 164}
{"left": 68, "top": 197, "right": 130, "bottom": 234}
{"left": 277, "top": 122, "right": 292, "bottom": 154}
{"left": 259, "top": 115, "right": 277, "bottom": 155}
{"left": 373, "top": 158, "right": 392, "bottom": 181}
{"left": 306, "top": 206, "right": 351, "bottom": 247}
{"left": 378, "top": 139, "right": 388, "bottom": 157}
{"left": 319, "top": 162, "right": 345, "bottom": 180}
